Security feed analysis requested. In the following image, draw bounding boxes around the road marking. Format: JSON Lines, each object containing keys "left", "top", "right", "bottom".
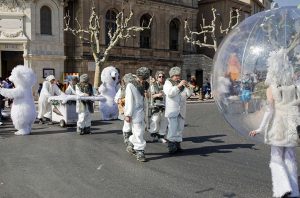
{"left": 97, "top": 164, "right": 103, "bottom": 170}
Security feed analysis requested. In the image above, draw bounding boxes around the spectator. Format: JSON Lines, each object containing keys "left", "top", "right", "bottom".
{"left": 202, "top": 78, "right": 211, "bottom": 100}
{"left": 37, "top": 83, "right": 43, "bottom": 97}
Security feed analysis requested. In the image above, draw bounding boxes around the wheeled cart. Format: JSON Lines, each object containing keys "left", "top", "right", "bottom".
{"left": 48, "top": 95, "right": 106, "bottom": 127}
{"left": 50, "top": 100, "right": 77, "bottom": 127}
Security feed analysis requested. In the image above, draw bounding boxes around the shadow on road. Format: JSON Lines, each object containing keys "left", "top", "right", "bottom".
{"left": 92, "top": 120, "right": 114, "bottom": 126}
{"left": 195, "top": 187, "right": 214, "bottom": 194}
{"left": 91, "top": 129, "right": 122, "bottom": 135}
{"left": 183, "top": 134, "right": 226, "bottom": 144}
{"left": 146, "top": 143, "right": 257, "bottom": 161}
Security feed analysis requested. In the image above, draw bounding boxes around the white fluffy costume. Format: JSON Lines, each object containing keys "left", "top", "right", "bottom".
{"left": 98, "top": 66, "right": 119, "bottom": 120}
{"left": 0, "top": 65, "right": 36, "bottom": 135}
{"left": 38, "top": 75, "right": 64, "bottom": 121}
{"left": 254, "top": 49, "right": 300, "bottom": 197}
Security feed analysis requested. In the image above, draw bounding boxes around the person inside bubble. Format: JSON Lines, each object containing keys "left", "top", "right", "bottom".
{"left": 227, "top": 53, "right": 241, "bottom": 96}
{"left": 240, "top": 72, "right": 255, "bottom": 114}
{"left": 249, "top": 49, "right": 300, "bottom": 198}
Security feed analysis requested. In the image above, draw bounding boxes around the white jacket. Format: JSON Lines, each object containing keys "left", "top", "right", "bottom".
{"left": 124, "top": 83, "right": 144, "bottom": 123}
{"left": 163, "top": 80, "right": 192, "bottom": 118}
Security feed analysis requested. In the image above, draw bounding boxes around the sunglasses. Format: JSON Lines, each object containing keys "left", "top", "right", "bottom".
{"left": 158, "top": 76, "right": 165, "bottom": 78}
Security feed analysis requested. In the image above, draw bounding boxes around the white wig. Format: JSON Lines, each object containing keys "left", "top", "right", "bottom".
{"left": 265, "top": 48, "right": 294, "bottom": 86}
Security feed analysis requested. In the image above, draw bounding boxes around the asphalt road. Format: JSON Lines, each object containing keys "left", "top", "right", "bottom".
{"left": 0, "top": 103, "right": 286, "bottom": 198}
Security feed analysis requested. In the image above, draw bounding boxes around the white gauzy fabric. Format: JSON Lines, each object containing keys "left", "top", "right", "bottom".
{"left": 38, "top": 81, "right": 63, "bottom": 119}
{"left": 270, "top": 146, "right": 299, "bottom": 197}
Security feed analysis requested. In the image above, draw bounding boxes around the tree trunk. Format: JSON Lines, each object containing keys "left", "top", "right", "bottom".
{"left": 93, "top": 60, "right": 103, "bottom": 89}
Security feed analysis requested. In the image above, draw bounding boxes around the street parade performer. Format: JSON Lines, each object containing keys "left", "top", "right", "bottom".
{"left": 249, "top": 49, "right": 300, "bottom": 198}
{"left": 125, "top": 67, "right": 150, "bottom": 162}
{"left": 76, "top": 74, "right": 94, "bottom": 135}
{"left": 65, "top": 76, "right": 79, "bottom": 95}
{"left": 38, "top": 74, "right": 64, "bottom": 124}
{"left": 117, "top": 73, "right": 137, "bottom": 145}
{"left": 163, "top": 66, "right": 192, "bottom": 154}
{"left": 148, "top": 71, "right": 168, "bottom": 143}
{"left": 98, "top": 66, "right": 119, "bottom": 120}
{"left": 0, "top": 65, "right": 36, "bottom": 135}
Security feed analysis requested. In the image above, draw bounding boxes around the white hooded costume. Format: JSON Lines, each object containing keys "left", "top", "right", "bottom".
{"left": 0, "top": 65, "right": 36, "bottom": 135}
{"left": 38, "top": 75, "right": 64, "bottom": 120}
{"left": 254, "top": 49, "right": 300, "bottom": 197}
{"left": 124, "top": 82, "right": 146, "bottom": 151}
{"left": 98, "top": 66, "right": 119, "bottom": 120}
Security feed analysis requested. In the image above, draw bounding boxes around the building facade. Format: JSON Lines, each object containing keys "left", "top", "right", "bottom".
{"left": 182, "top": 0, "right": 272, "bottom": 84}
{"left": 0, "top": 0, "right": 65, "bottom": 89}
{"left": 64, "top": 0, "right": 198, "bottom": 81}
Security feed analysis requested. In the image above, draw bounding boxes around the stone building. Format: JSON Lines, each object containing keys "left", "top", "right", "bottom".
{"left": 64, "top": 0, "right": 198, "bottom": 81}
{"left": 0, "top": 0, "right": 65, "bottom": 88}
{"left": 0, "top": 0, "right": 272, "bottom": 91}
{"left": 182, "top": 0, "right": 272, "bottom": 86}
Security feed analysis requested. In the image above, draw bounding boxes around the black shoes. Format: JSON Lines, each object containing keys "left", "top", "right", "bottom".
{"left": 168, "top": 141, "right": 183, "bottom": 154}
{"left": 77, "top": 127, "right": 92, "bottom": 135}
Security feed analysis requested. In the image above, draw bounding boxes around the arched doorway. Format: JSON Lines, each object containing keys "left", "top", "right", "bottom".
{"left": 1, "top": 51, "right": 24, "bottom": 78}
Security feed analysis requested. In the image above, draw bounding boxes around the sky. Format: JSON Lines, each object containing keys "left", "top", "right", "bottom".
{"left": 274, "top": 0, "right": 300, "bottom": 7}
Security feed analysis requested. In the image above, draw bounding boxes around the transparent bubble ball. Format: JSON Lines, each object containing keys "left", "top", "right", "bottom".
{"left": 212, "top": 7, "right": 300, "bottom": 142}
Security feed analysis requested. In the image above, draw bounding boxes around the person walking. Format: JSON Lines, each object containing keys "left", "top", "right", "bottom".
{"left": 163, "top": 67, "right": 192, "bottom": 153}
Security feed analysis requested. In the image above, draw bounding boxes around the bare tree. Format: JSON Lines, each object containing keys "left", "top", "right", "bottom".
{"left": 184, "top": 8, "right": 240, "bottom": 52}
{"left": 64, "top": 3, "right": 152, "bottom": 88}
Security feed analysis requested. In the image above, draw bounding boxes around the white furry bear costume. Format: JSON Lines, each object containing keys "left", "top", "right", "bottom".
{"left": 98, "top": 66, "right": 119, "bottom": 120}
{"left": 0, "top": 65, "right": 36, "bottom": 135}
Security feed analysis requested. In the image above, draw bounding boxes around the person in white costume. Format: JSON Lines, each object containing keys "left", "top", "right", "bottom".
{"left": 38, "top": 75, "right": 64, "bottom": 124}
{"left": 0, "top": 65, "right": 36, "bottom": 135}
{"left": 76, "top": 74, "right": 94, "bottom": 135}
{"left": 116, "top": 73, "right": 137, "bottom": 145}
{"left": 148, "top": 71, "right": 168, "bottom": 143}
{"left": 163, "top": 67, "right": 192, "bottom": 154}
{"left": 125, "top": 67, "right": 150, "bottom": 162}
{"left": 249, "top": 49, "right": 300, "bottom": 198}
{"left": 98, "top": 66, "right": 119, "bottom": 120}
{"left": 65, "top": 77, "right": 79, "bottom": 95}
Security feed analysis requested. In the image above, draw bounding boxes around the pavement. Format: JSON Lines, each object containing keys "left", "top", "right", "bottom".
{"left": 0, "top": 102, "right": 289, "bottom": 198}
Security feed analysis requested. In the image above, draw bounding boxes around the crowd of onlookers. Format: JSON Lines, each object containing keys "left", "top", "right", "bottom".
{"left": 0, "top": 77, "right": 15, "bottom": 125}
{"left": 188, "top": 76, "right": 211, "bottom": 100}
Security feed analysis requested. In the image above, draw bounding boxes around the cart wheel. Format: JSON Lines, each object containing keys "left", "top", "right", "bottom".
{"left": 59, "top": 120, "right": 66, "bottom": 127}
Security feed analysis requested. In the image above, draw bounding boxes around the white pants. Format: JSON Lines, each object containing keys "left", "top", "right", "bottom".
{"left": 122, "top": 120, "right": 131, "bottom": 133}
{"left": 149, "top": 111, "right": 168, "bottom": 135}
{"left": 77, "top": 108, "right": 91, "bottom": 128}
{"left": 270, "top": 146, "right": 299, "bottom": 197}
{"left": 129, "top": 121, "right": 146, "bottom": 151}
{"left": 167, "top": 115, "right": 185, "bottom": 142}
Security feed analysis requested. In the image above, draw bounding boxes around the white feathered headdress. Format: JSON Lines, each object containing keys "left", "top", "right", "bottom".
{"left": 265, "top": 48, "right": 294, "bottom": 86}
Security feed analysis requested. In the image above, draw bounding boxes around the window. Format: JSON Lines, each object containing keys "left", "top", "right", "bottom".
{"left": 140, "top": 14, "right": 152, "bottom": 49}
{"left": 40, "top": 6, "right": 52, "bottom": 35}
{"left": 169, "top": 18, "right": 180, "bottom": 51}
{"left": 105, "top": 9, "right": 117, "bottom": 45}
